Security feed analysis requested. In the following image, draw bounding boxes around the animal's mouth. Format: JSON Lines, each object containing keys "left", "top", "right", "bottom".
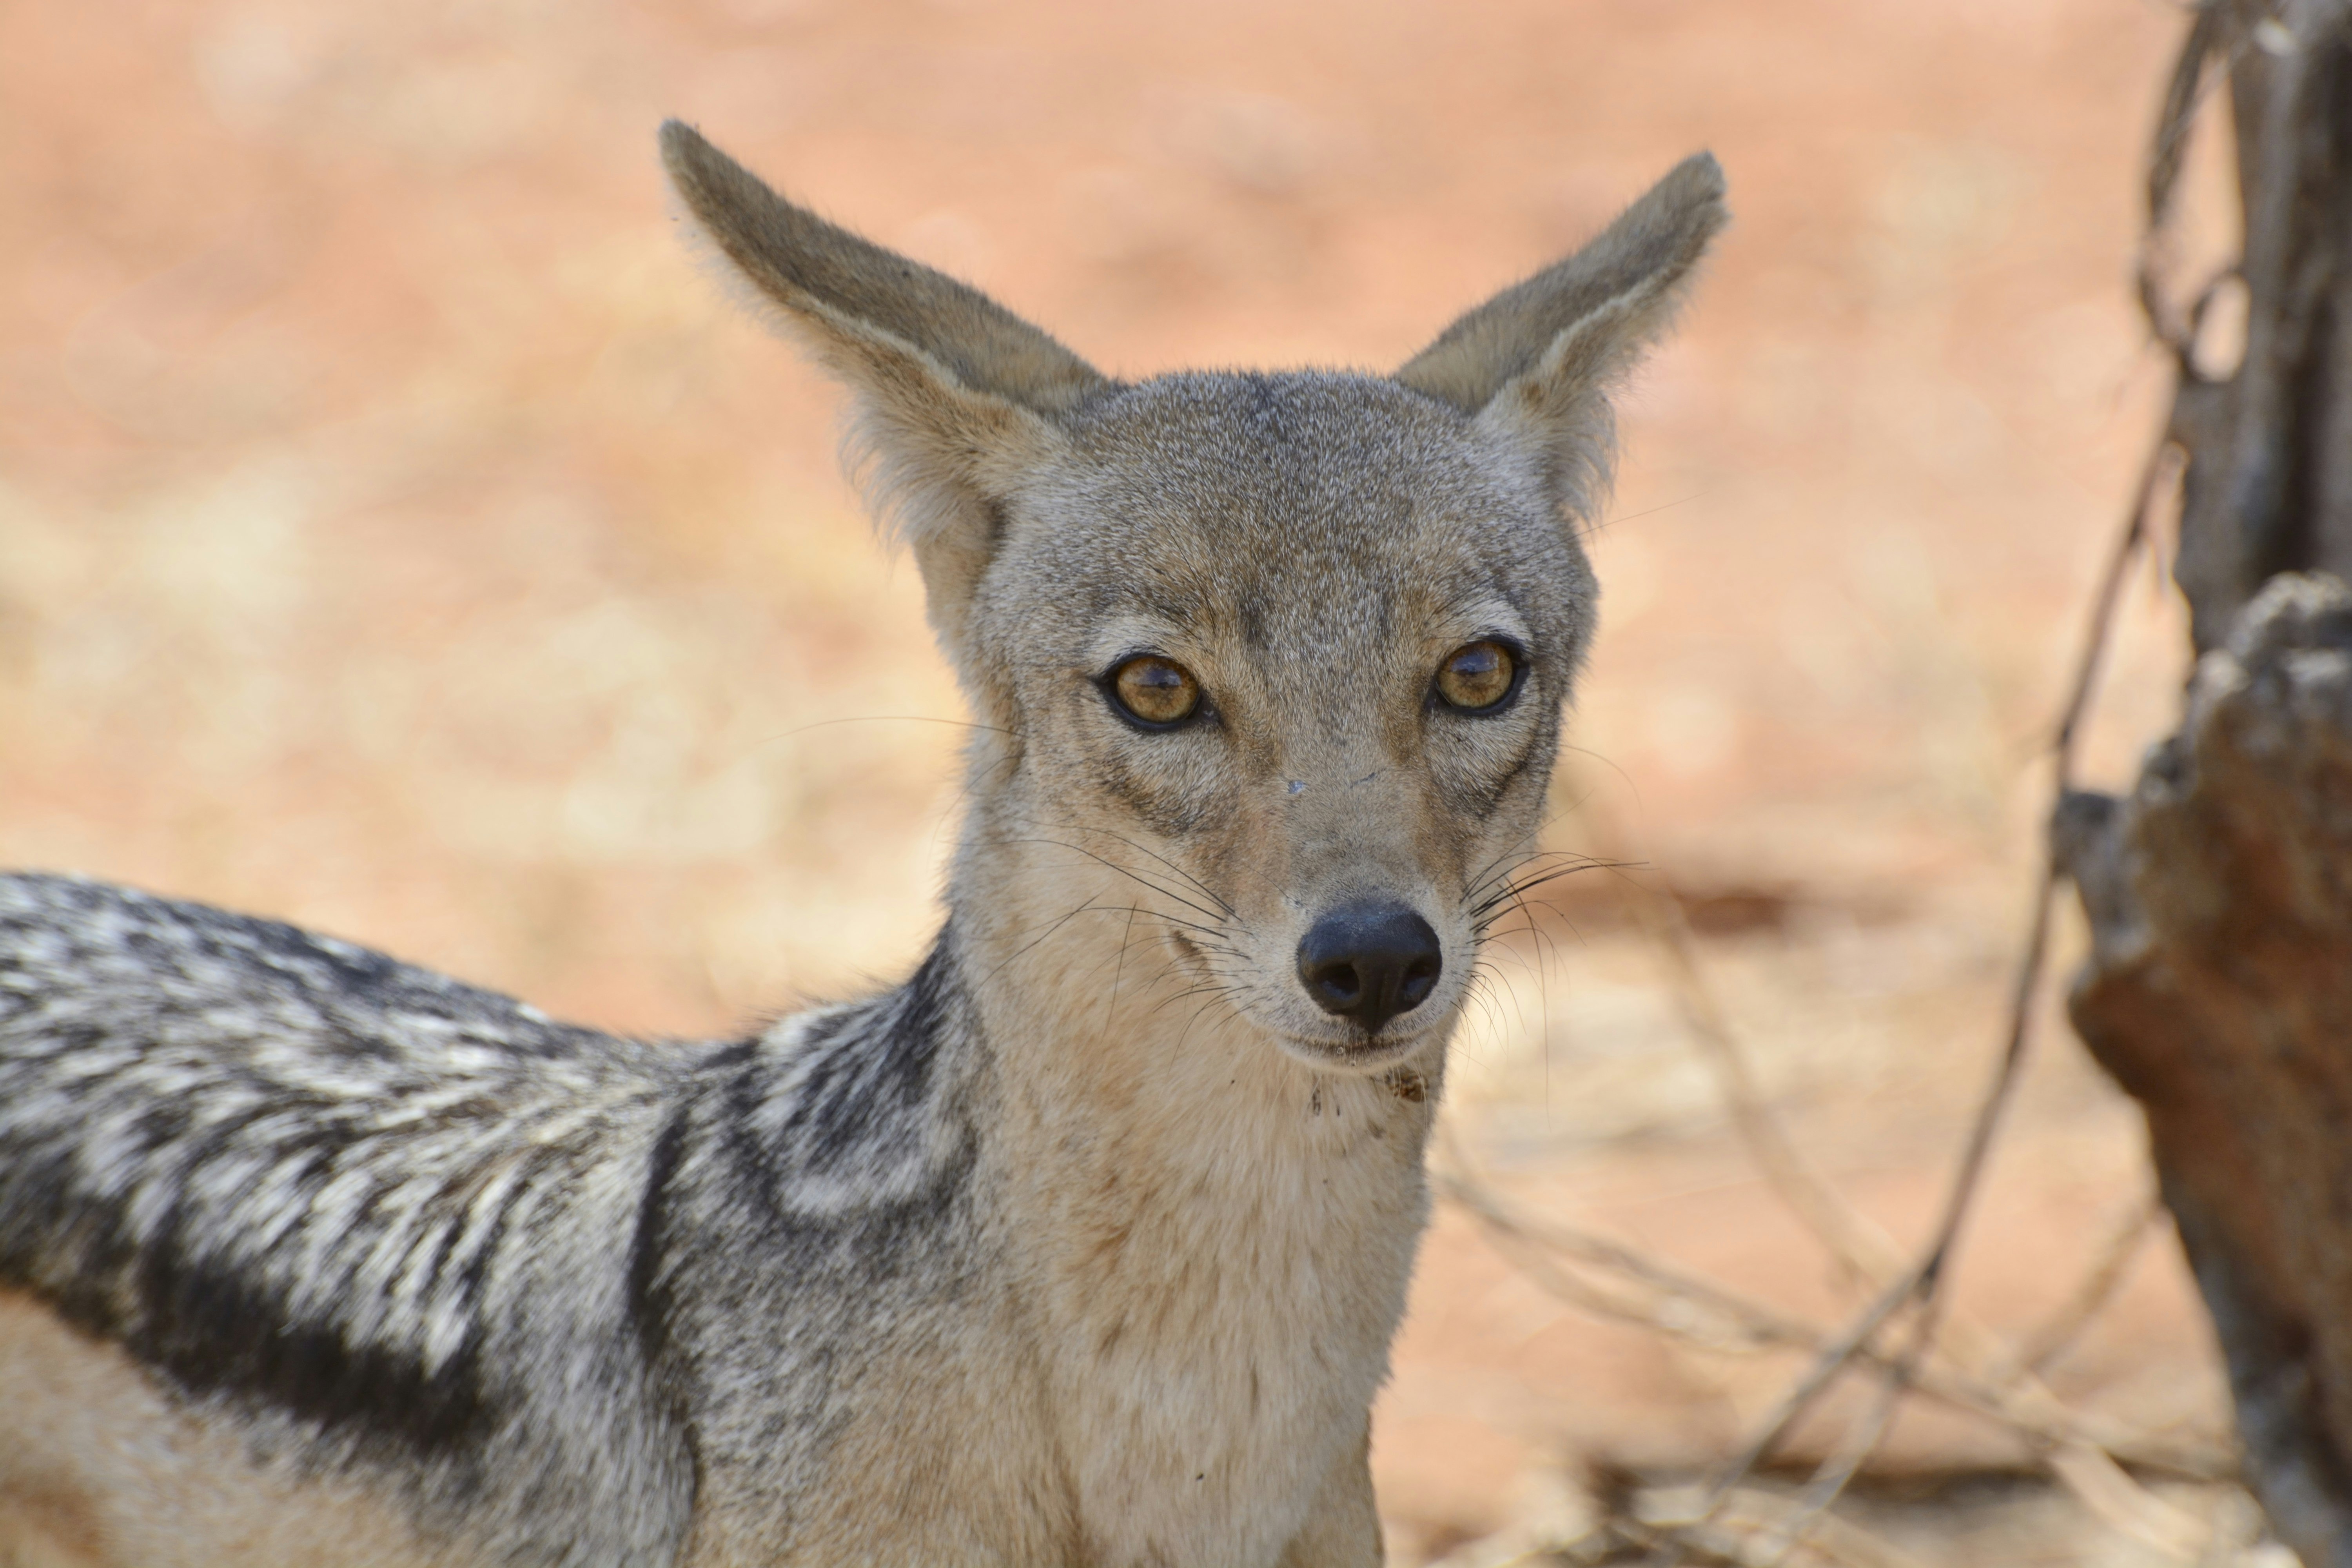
{"left": 1274, "top": 1018, "right": 1448, "bottom": 1073}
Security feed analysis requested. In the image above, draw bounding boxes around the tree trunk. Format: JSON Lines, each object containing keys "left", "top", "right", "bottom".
{"left": 2059, "top": 4, "right": 2352, "bottom": 1564}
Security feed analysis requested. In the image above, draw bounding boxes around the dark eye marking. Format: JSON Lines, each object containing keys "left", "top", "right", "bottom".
{"left": 1432, "top": 639, "right": 1525, "bottom": 715}
{"left": 1101, "top": 654, "right": 1206, "bottom": 731}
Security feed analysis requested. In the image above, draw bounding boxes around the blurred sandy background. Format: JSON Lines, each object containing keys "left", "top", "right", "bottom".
{"left": 0, "top": 0, "right": 2248, "bottom": 1560}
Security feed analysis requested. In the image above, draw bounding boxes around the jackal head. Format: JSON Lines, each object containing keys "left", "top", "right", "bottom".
{"left": 663, "top": 123, "right": 1724, "bottom": 1072}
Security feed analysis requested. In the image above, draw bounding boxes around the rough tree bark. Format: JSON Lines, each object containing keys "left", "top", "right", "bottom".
{"left": 2058, "top": 4, "right": 2352, "bottom": 1564}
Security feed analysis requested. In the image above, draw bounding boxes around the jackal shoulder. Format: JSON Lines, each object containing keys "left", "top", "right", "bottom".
{"left": 0, "top": 870, "right": 981, "bottom": 1559}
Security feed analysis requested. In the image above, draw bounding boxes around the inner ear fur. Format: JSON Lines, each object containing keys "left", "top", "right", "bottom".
{"left": 659, "top": 120, "right": 1118, "bottom": 678}
{"left": 1396, "top": 152, "right": 1728, "bottom": 522}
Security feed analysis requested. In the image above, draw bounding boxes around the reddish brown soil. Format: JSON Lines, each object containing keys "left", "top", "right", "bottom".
{"left": 0, "top": 0, "right": 2248, "bottom": 1559}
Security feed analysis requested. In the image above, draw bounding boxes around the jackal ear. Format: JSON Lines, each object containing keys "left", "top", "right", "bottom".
{"left": 660, "top": 121, "right": 1114, "bottom": 673}
{"left": 1396, "top": 153, "right": 1726, "bottom": 524}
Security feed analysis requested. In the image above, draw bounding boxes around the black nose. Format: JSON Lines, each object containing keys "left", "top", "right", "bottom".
{"left": 1296, "top": 901, "right": 1443, "bottom": 1036}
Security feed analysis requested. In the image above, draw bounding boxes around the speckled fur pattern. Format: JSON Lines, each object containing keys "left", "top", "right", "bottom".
{"left": 0, "top": 123, "right": 1724, "bottom": 1568}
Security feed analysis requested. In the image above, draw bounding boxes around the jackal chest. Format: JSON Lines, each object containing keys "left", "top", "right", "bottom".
{"left": 1024, "top": 1076, "right": 1433, "bottom": 1565}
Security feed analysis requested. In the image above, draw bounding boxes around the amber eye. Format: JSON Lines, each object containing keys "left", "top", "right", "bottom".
{"left": 1434, "top": 641, "right": 1519, "bottom": 713}
{"left": 1108, "top": 655, "right": 1203, "bottom": 728}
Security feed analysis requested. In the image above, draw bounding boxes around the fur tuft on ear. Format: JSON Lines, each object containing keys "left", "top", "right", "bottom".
{"left": 1396, "top": 152, "right": 1727, "bottom": 524}
{"left": 659, "top": 120, "right": 1118, "bottom": 676}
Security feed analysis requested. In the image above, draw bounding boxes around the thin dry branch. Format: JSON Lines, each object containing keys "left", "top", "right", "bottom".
{"left": 1633, "top": 1483, "right": 1938, "bottom": 1568}
{"left": 1615, "top": 874, "right": 2200, "bottom": 1431}
{"left": 1436, "top": 13, "right": 2241, "bottom": 1561}
{"left": 1466, "top": 833, "right": 2219, "bottom": 1557}
{"left": 1502, "top": 363, "right": 2183, "bottom": 1568}
{"left": 2141, "top": 0, "right": 2234, "bottom": 347}
{"left": 1664, "top": 250, "right": 2190, "bottom": 1541}
{"left": 1687, "top": 9, "right": 2235, "bottom": 1543}
{"left": 1613, "top": 884, "right": 1889, "bottom": 1290}
{"left": 1458, "top": 834, "right": 2222, "bottom": 1561}
{"left": 2056, "top": 441, "right": 2184, "bottom": 785}
{"left": 2016, "top": 1189, "right": 2165, "bottom": 1377}
{"left": 1434, "top": 1163, "right": 2230, "bottom": 1480}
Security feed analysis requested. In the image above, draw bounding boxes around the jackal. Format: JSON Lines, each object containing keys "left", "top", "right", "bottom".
{"left": 0, "top": 123, "right": 1724, "bottom": 1567}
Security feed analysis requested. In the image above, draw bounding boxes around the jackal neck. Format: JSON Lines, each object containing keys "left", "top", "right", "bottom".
{"left": 924, "top": 869, "right": 1440, "bottom": 1554}
{"left": 943, "top": 865, "right": 1442, "bottom": 1322}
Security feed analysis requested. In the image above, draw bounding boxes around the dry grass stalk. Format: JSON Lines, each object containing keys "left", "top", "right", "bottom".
{"left": 1630, "top": 241, "right": 2205, "bottom": 1553}
{"left": 1626, "top": 871, "right": 2217, "bottom": 1560}
{"left": 2014, "top": 1189, "right": 2164, "bottom": 1378}
{"left": 1431, "top": 15, "right": 2256, "bottom": 1563}
{"left": 1434, "top": 1163, "right": 2225, "bottom": 1477}
{"left": 1636, "top": 1483, "right": 1937, "bottom": 1568}
{"left": 1530, "top": 836, "right": 2208, "bottom": 1555}
{"left": 1445, "top": 403, "right": 2215, "bottom": 1561}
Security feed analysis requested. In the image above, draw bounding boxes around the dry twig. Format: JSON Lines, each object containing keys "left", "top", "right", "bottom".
{"left": 1434, "top": 1163, "right": 2223, "bottom": 1477}
{"left": 2016, "top": 1188, "right": 2165, "bottom": 1377}
{"left": 1433, "top": 12, "right": 2248, "bottom": 1564}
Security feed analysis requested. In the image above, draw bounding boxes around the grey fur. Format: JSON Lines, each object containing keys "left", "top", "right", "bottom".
{"left": 0, "top": 873, "right": 984, "bottom": 1563}
{"left": 0, "top": 124, "right": 1724, "bottom": 1567}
